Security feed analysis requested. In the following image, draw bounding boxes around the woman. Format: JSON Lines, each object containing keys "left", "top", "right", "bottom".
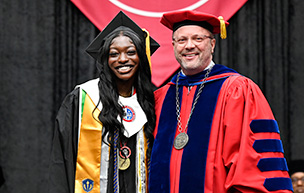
{"left": 48, "top": 11, "right": 159, "bottom": 193}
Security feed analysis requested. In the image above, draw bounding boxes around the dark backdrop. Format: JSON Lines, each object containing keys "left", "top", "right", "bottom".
{"left": 1, "top": 0, "right": 304, "bottom": 192}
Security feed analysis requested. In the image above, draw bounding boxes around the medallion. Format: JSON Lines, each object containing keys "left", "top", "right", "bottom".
{"left": 119, "top": 146, "right": 131, "bottom": 159}
{"left": 174, "top": 132, "right": 189, "bottom": 150}
{"left": 119, "top": 156, "right": 131, "bottom": 170}
{"left": 174, "top": 66, "right": 213, "bottom": 150}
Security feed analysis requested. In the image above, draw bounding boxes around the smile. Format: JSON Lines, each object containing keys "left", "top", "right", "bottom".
{"left": 115, "top": 65, "right": 134, "bottom": 73}
{"left": 182, "top": 53, "right": 198, "bottom": 59}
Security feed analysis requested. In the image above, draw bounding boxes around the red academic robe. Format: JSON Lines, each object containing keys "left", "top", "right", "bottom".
{"left": 149, "top": 64, "right": 293, "bottom": 193}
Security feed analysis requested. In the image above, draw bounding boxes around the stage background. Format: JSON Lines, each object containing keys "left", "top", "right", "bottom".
{"left": 1, "top": 0, "right": 304, "bottom": 192}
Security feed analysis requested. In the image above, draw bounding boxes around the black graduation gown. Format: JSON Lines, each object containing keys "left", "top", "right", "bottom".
{"left": 48, "top": 88, "right": 136, "bottom": 193}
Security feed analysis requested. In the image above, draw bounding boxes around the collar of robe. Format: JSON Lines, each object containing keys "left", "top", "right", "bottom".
{"left": 76, "top": 78, "right": 147, "bottom": 138}
{"left": 118, "top": 94, "right": 147, "bottom": 138}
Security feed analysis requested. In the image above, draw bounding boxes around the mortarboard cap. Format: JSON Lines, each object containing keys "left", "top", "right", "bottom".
{"left": 86, "top": 11, "right": 160, "bottom": 63}
{"left": 160, "top": 10, "right": 229, "bottom": 39}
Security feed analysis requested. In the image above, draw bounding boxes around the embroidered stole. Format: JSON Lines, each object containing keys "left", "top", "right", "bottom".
{"left": 74, "top": 79, "right": 149, "bottom": 193}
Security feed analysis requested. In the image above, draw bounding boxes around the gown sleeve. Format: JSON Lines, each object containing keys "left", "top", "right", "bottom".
{"left": 48, "top": 88, "right": 80, "bottom": 193}
{"left": 219, "top": 76, "right": 292, "bottom": 192}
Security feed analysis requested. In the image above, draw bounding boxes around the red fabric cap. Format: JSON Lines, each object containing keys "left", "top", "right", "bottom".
{"left": 160, "top": 10, "right": 229, "bottom": 34}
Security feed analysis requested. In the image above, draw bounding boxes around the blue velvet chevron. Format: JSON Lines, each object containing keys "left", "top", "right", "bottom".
{"left": 264, "top": 178, "right": 293, "bottom": 191}
{"left": 253, "top": 139, "right": 284, "bottom": 153}
{"left": 250, "top": 119, "right": 280, "bottom": 133}
{"left": 257, "top": 158, "right": 288, "bottom": 172}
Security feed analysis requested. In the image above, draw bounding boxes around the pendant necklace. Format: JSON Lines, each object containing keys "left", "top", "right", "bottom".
{"left": 119, "top": 141, "right": 131, "bottom": 170}
{"left": 174, "top": 66, "right": 213, "bottom": 150}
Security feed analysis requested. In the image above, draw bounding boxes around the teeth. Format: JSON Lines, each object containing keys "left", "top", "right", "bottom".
{"left": 116, "top": 66, "right": 132, "bottom": 73}
{"left": 185, "top": 54, "right": 196, "bottom": 57}
{"left": 118, "top": 66, "right": 130, "bottom": 70}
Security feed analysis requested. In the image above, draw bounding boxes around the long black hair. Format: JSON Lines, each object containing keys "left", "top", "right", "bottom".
{"left": 95, "top": 26, "right": 155, "bottom": 162}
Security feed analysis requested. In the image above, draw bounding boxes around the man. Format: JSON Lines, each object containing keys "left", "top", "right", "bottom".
{"left": 292, "top": 171, "right": 304, "bottom": 193}
{"left": 149, "top": 10, "right": 293, "bottom": 193}
{"left": 289, "top": 160, "right": 304, "bottom": 193}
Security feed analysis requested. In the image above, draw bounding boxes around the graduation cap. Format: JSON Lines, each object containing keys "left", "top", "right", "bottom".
{"left": 86, "top": 11, "right": 160, "bottom": 64}
{"left": 160, "top": 10, "right": 229, "bottom": 39}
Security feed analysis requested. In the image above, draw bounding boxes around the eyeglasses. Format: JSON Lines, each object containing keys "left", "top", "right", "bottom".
{"left": 292, "top": 177, "right": 304, "bottom": 183}
{"left": 173, "top": 35, "right": 214, "bottom": 46}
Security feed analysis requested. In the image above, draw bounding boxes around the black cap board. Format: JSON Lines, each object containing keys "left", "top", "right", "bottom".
{"left": 86, "top": 11, "right": 160, "bottom": 62}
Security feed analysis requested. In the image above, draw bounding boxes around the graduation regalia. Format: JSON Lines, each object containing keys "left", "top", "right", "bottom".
{"left": 149, "top": 63, "right": 293, "bottom": 193}
{"left": 48, "top": 11, "right": 159, "bottom": 193}
{"left": 49, "top": 79, "right": 149, "bottom": 193}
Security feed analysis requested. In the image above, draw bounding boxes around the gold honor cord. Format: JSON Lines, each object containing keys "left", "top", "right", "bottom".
{"left": 75, "top": 92, "right": 102, "bottom": 193}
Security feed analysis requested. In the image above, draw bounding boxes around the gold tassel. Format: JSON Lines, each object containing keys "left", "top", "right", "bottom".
{"left": 142, "top": 28, "right": 152, "bottom": 72}
{"left": 218, "top": 16, "right": 227, "bottom": 39}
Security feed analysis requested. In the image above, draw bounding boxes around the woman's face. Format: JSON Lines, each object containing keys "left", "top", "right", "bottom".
{"left": 108, "top": 35, "right": 139, "bottom": 83}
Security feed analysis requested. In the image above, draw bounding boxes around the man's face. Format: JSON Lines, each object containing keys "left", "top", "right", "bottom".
{"left": 172, "top": 25, "right": 216, "bottom": 76}
{"left": 292, "top": 172, "right": 304, "bottom": 193}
